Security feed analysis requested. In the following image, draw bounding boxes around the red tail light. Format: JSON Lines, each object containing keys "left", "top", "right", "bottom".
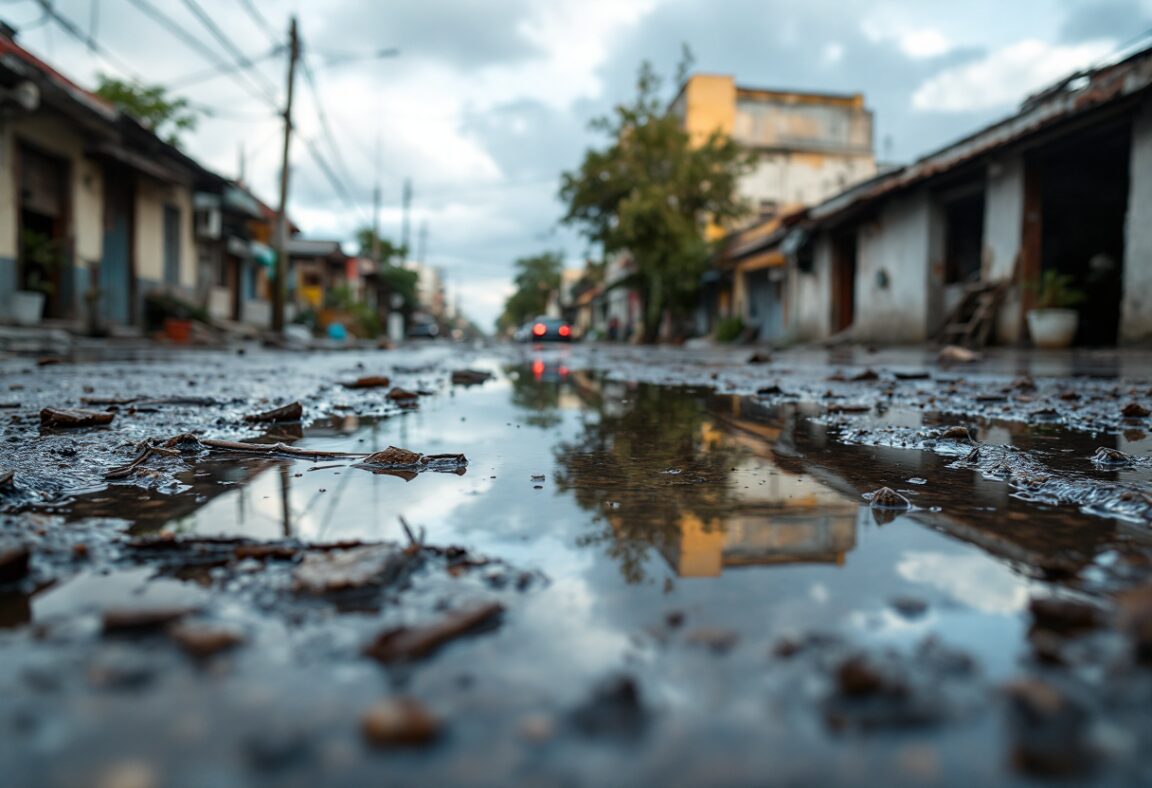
{"left": 558, "top": 325, "right": 571, "bottom": 337}
{"left": 532, "top": 323, "right": 546, "bottom": 337}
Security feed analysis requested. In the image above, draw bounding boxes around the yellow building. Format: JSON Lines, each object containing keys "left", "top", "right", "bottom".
{"left": 673, "top": 74, "right": 876, "bottom": 343}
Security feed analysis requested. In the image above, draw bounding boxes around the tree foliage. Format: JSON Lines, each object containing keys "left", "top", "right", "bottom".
{"left": 355, "top": 227, "right": 418, "bottom": 308}
{"left": 94, "top": 75, "right": 199, "bottom": 148}
{"left": 559, "top": 55, "right": 756, "bottom": 341}
{"left": 497, "top": 251, "right": 564, "bottom": 332}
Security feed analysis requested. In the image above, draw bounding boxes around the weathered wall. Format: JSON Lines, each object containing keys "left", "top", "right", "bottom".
{"left": 678, "top": 75, "right": 737, "bottom": 145}
{"left": 983, "top": 155, "right": 1025, "bottom": 343}
{"left": 1121, "top": 98, "right": 1152, "bottom": 342}
{"left": 787, "top": 237, "right": 833, "bottom": 341}
{"left": 739, "top": 152, "right": 875, "bottom": 212}
{"left": 133, "top": 179, "right": 196, "bottom": 293}
{"left": 0, "top": 111, "right": 104, "bottom": 319}
{"left": 853, "top": 192, "right": 932, "bottom": 342}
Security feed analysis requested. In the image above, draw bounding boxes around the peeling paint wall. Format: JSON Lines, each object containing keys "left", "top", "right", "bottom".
{"left": 788, "top": 238, "right": 833, "bottom": 341}
{"left": 984, "top": 156, "right": 1025, "bottom": 343}
{"left": 739, "top": 153, "right": 875, "bottom": 212}
{"left": 853, "top": 193, "right": 932, "bottom": 343}
{"left": 1121, "top": 98, "right": 1152, "bottom": 343}
{"left": 134, "top": 179, "right": 197, "bottom": 294}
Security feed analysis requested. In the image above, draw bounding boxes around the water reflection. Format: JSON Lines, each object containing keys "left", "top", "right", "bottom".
{"left": 553, "top": 378, "right": 859, "bottom": 582}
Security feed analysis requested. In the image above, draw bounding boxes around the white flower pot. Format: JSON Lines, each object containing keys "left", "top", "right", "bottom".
{"left": 1027, "top": 308, "right": 1078, "bottom": 349}
{"left": 11, "top": 290, "right": 45, "bottom": 326}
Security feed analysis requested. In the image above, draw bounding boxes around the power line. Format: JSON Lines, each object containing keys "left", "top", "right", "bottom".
{"left": 34, "top": 0, "right": 141, "bottom": 79}
{"left": 178, "top": 0, "right": 280, "bottom": 103}
{"left": 234, "top": 0, "right": 280, "bottom": 50}
{"left": 299, "top": 46, "right": 369, "bottom": 210}
{"left": 125, "top": 0, "right": 278, "bottom": 110}
{"left": 300, "top": 133, "right": 371, "bottom": 227}
{"left": 165, "top": 44, "right": 282, "bottom": 90}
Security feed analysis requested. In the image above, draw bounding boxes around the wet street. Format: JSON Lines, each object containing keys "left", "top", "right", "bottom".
{"left": 3, "top": 342, "right": 1152, "bottom": 786}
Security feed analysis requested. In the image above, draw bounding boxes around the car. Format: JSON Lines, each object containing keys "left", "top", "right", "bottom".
{"left": 518, "top": 316, "right": 573, "bottom": 343}
{"left": 407, "top": 320, "right": 440, "bottom": 339}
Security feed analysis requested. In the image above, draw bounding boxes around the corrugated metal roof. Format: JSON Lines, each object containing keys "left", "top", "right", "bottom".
{"left": 809, "top": 44, "right": 1152, "bottom": 225}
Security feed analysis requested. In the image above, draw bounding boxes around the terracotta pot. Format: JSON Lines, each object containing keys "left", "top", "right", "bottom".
{"left": 1027, "top": 308, "right": 1078, "bottom": 349}
{"left": 164, "top": 318, "right": 193, "bottom": 344}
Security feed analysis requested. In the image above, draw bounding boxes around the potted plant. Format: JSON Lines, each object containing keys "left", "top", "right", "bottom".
{"left": 12, "top": 229, "right": 59, "bottom": 325}
{"left": 1026, "top": 270, "right": 1086, "bottom": 349}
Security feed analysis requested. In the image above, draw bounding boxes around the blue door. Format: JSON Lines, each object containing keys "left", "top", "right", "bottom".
{"left": 101, "top": 175, "right": 133, "bottom": 324}
{"left": 163, "top": 204, "right": 181, "bottom": 286}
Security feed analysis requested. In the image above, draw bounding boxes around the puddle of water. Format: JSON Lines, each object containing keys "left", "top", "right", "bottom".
{"left": 42, "top": 354, "right": 1073, "bottom": 684}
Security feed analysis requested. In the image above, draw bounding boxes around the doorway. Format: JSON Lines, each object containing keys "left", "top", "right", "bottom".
{"left": 1035, "top": 120, "right": 1130, "bottom": 345}
{"left": 17, "top": 144, "right": 70, "bottom": 319}
{"left": 101, "top": 167, "right": 135, "bottom": 325}
{"left": 830, "top": 230, "right": 857, "bottom": 333}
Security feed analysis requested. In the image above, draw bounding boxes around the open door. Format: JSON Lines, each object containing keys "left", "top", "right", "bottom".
{"left": 830, "top": 230, "right": 857, "bottom": 333}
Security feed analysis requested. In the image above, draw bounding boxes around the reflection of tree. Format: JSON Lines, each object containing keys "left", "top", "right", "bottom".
{"left": 553, "top": 383, "right": 743, "bottom": 583}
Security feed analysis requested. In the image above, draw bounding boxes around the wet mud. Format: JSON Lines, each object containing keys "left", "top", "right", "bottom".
{"left": 2, "top": 343, "right": 1152, "bottom": 785}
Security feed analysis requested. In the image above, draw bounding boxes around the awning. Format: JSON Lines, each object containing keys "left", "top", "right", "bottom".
{"left": 737, "top": 249, "right": 786, "bottom": 273}
{"left": 89, "top": 141, "right": 185, "bottom": 183}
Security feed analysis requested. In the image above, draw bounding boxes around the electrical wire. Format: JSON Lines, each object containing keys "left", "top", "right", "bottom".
{"left": 299, "top": 46, "right": 370, "bottom": 210}
{"left": 34, "top": 0, "right": 142, "bottom": 80}
{"left": 299, "top": 133, "right": 372, "bottom": 226}
{"left": 124, "top": 0, "right": 278, "bottom": 111}
{"left": 234, "top": 0, "right": 281, "bottom": 50}
{"left": 178, "top": 0, "right": 280, "bottom": 105}
{"left": 165, "top": 44, "right": 282, "bottom": 90}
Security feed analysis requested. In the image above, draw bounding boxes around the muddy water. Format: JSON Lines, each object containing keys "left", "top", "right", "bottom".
{"left": 8, "top": 347, "right": 1152, "bottom": 785}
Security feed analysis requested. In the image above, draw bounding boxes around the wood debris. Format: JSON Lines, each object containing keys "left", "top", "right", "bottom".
{"left": 450, "top": 369, "right": 492, "bottom": 385}
{"left": 365, "top": 602, "right": 504, "bottom": 664}
{"left": 293, "top": 544, "right": 412, "bottom": 594}
{"left": 244, "top": 401, "right": 303, "bottom": 423}
{"left": 343, "top": 375, "right": 391, "bottom": 389}
{"left": 40, "top": 408, "right": 115, "bottom": 428}
{"left": 361, "top": 697, "right": 440, "bottom": 747}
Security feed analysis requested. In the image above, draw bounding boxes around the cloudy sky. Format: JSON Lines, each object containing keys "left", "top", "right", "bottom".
{"left": 8, "top": 0, "right": 1151, "bottom": 327}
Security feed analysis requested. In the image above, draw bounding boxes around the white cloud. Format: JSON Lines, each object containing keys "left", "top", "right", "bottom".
{"left": 911, "top": 38, "right": 1115, "bottom": 112}
{"left": 899, "top": 29, "right": 951, "bottom": 59}
{"left": 821, "top": 42, "right": 845, "bottom": 66}
{"left": 896, "top": 551, "right": 1029, "bottom": 615}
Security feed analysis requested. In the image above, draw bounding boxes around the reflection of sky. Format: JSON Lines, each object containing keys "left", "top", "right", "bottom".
{"left": 171, "top": 359, "right": 1037, "bottom": 684}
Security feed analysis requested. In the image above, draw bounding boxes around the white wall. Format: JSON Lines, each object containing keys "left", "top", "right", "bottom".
{"left": 983, "top": 155, "right": 1025, "bottom": 343}
{"left": 787, "top": 237, "right": 832, "bottom": 341}
{"left": 1122, "top": 98, "right": 1152, "bottom": 343}
{"left": 739, "top": 153, "right": 875, "bottom": 212}
{"left": 853, "top": 192, "right": 932, "bottom": 342}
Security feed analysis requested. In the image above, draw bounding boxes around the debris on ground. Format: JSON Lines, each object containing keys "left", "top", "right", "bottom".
{"left": 938, "top": 345, "right": 980, "bottom": 364}
{"left": 361, "top": 697, "right": 441, "bottom": 747}
{"left": 244, "top": 401, "right": 304, "bottom": 423}
{"left": 364, "top": 602, "right": 504, "bottom": 663}
{"left": 343, "top": 375, "right": 391, "bottom": 389}
{"left": 357, "top": 446, "right": 468, "bottom": 475}
{"left": 40, "top": 407, "right": 115, "bottom": 428}
{"left": 387, "top": 387, "right": 421, "bottom": 401}
{"left": 865, "top": 487, "right": 911, "bottom": 509}
{"left": 292, "top": 544, "right": 414, "bottom": 594}
{"left": 451, "top": 369, "right": 493, "bottom": 385}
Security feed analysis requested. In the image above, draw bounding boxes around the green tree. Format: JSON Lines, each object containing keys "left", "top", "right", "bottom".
{"left": 559, "top": 55, "right": 756, "bottom": 342}
{"left": 355, "top": 227, "right": 407, "bottom": 263}
{"left": 355, "top": 227, "right": 419, "bottom": 309}
{"left": 497, "top": 251, "right": 564, "bottom": 332}
{"left": 94, "top": 75, "right": 199, "bottom": 148}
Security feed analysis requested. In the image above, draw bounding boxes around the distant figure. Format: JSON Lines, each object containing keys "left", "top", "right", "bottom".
{"left": 608, "top": 317, "right": 619, "bottom": 341}
{"left": 327, "top": 322, "right": 348, "bottom": 341}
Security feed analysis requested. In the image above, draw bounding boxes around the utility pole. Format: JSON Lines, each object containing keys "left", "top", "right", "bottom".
{"left": 272, "top": 16, "right": 299, "bottom": 334}
{"left": 370, "top": 138, "right": 381, "bottom": 265}
{"left": 400, "top": 177, "right": 412, "bottom": 258}
{"left": 416, "top": 220, "right": 428, "bottom": 264}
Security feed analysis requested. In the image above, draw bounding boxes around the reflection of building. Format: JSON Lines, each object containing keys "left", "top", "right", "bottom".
{"left": 653, "top": 415, "right": 858, "bottom": 578}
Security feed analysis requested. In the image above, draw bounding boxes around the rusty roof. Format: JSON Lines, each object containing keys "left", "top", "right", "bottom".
{"left": 809, "top": 44, "right": 1152, "bottom": 225}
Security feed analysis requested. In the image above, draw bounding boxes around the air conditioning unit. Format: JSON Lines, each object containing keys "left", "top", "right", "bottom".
{"left": 194, "top": 207, "right": 221, "bottom": 240}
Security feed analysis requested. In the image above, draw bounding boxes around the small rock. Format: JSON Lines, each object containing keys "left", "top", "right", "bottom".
{"left": 938, "top": 345, "right": 979, "bottom": 364}
{"left": 684, "top": 627, "right": 739, "bottom": 654}
{"left": 40, "top": 407, "right": 115, "bottom": 428}
{"left": 1122, "top": 402, "right": 1150, "bottom": 418}
{"left": 361, "top": 698, "right": 440, "bottom": 747}
{"left": 1003, "top": 679, "right": 1094, "bottom": 777}
{"left": 1029, "top": 597, "right": 1104, "bottom": 634}
{"left": 835, "top": 655, "right": 904, "bottom": 698}
{"left": 1092, "top": 446, "right": 1130, "bottom": 465}
{"left": 747, "top": 352, "right": 771, "bottom": 364}
{"left": 939, "top": 426, "right": 972, "bottom": 442}
{"left": 0, "top": 539, "right": 31, "bottom": 584}
{"left": 891, "top": 597, "right": 928, "bottom": 619}
{"left": 343, "top": 375, "right": 390, "bottom": 389}
{"left": 102, "top": 606, "right": 196, "bottom": 634}
{"left": 168, "top": 622, "right": 245, "bottom": 658}
{"left": 569, "top": 675, "right": 648, "bottom": 740}
{"left": 451, "top": 369, "right": 492, "bottom": 385}
{"left": 387, "top": 387, "right": 420, "bottom": 401}
{"left": 866, "top": 487, "right": 910, "bottom": 509}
